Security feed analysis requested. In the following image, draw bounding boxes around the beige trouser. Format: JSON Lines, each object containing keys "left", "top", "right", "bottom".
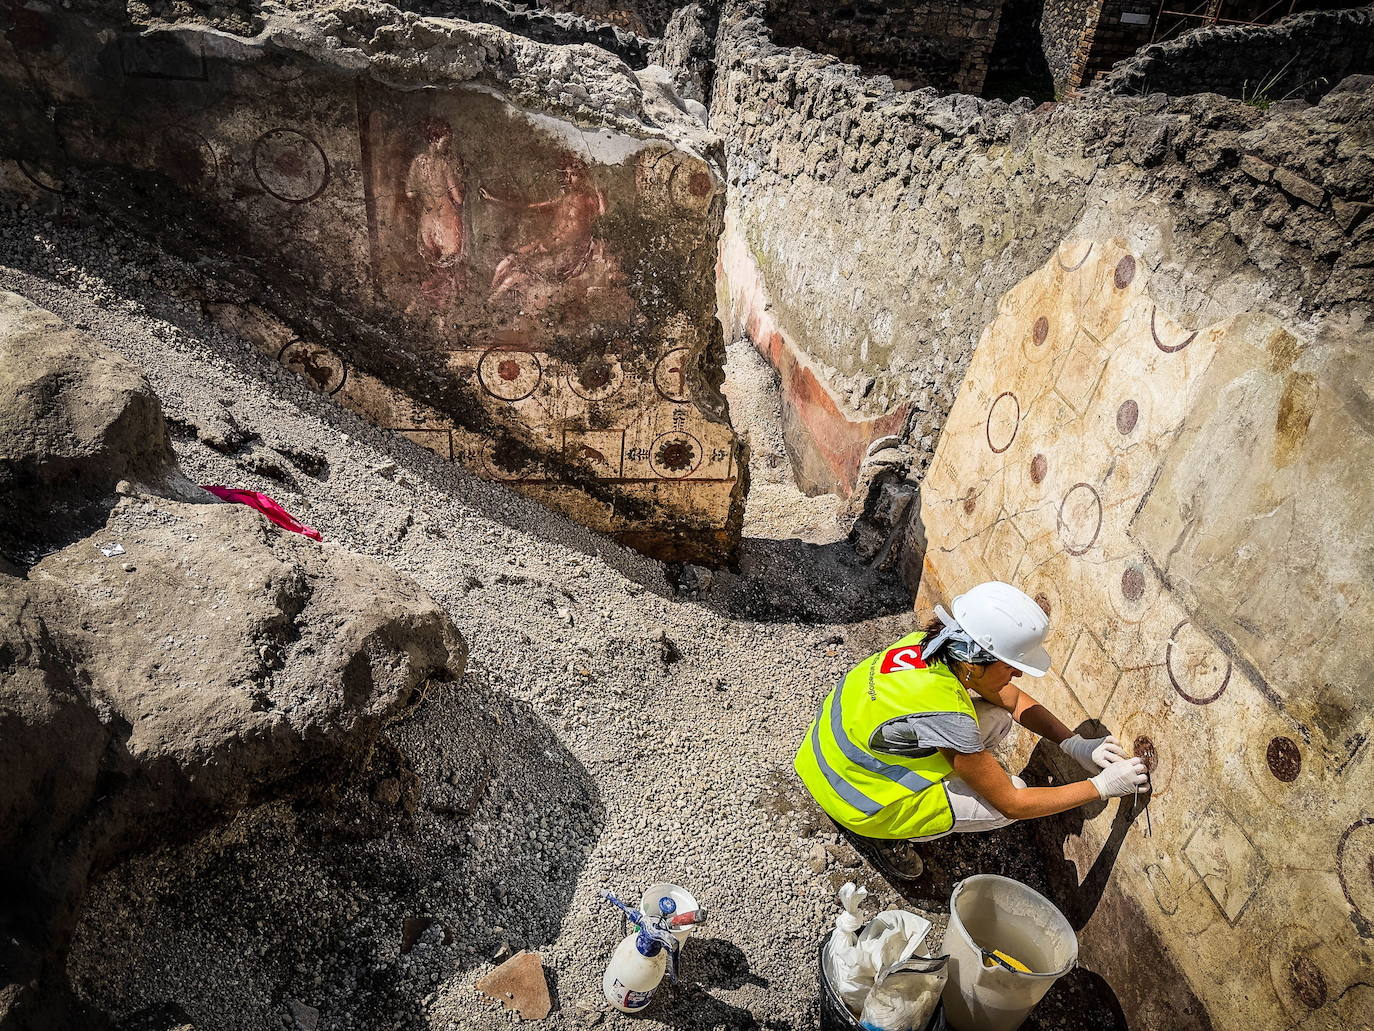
{"left": 913, "top": 699, "right": 1027, "bottom": 841}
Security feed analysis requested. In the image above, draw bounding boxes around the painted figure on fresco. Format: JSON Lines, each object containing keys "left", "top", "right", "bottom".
{"left": 404, "top": 118, "right": 466, "bottom": 307}
{"left": 480, "top": 153, "right": 606, "bottom": 300}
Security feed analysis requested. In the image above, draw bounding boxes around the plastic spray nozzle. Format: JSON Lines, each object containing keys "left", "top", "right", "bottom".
{"left": 604, "top": 892, "right": 644, "bottom": 930}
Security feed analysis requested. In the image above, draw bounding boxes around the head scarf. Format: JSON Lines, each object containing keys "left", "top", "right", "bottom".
{"left": 923, "top": 604, "right": 998, "bottom": 665}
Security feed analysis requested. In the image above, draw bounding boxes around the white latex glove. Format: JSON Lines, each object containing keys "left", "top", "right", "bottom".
{"left": 1060, "top": 733, "right": 1126, "bottom": 774}
{"left": 1090, "top": 757, "right": 1150, "bottom": 799}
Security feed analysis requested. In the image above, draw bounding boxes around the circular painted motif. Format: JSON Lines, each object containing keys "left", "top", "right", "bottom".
{"left": 1057, "top": 241, "right": 1093, "bottom": 272}
{"left": 1116, "top": 399, "right": 1140, "bottom": 435}
{"left": 649, "top": 431, "right": 703, "bottom": 479}
{"left": 7, "top": 3, "right": 66, "bottom": 71}
{"left": 652, "top": 348, "right": 691, "bottom": 403}
{"left": 251, "top": 128, "right": 330, "bottom": 203}
{"left": 17, "top": 157, "right": 67, "bottom": 194}
{"left": 1337, "top": 817, "right": 1374, "bottom": 924}
{"left": 1032, "top": 315, "right": 1049, "bottom": 346}
{"left": 567, "top": 356, "right": 624, "bottom": 401}
{"left": 1114, "top": 254, "right": 1137, "bottom": 289}
{"left": 1121, "top": 566, "right": 1146, "bottom": 602}
{"left": 1030, "top": 453, "right": 1048, "bottom": 484}
{"left": 1118, "top": 711, "right": 1176, "bottom": 796}
{"left": 1267, "top": 926, "right": 1334, "bottom": 1019}
{"left": 1132, "top": 735, "right": 1158, "bottom": 775}
{"left": 277, "top": 340, "right": 346, "bottom": 395}
{"left": 1165, "top": 619, "right": 1232, "bottom": 705}
{"left": 961, "top": 487, "right": 979, "bottom": 516}
{"left": 1266, "top": 736, "right": 1302, "bottom": 782}
{"left": 985, "top": 391, "right": 1020, "bottom": 454}
{"left": 478, "top": 348, "right": 542, "bottom": 401}
{"left": 1056, "top": 482, "right": 1102, "bottom": 556}
{"left": 1151, "top": 306, "right": 1198, "bottom": 354}
{"left": 1288, "top": 954, "right": 1327, "bottom": 1010}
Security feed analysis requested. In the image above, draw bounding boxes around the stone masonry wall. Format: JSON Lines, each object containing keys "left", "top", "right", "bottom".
{"left": 522, "top": 0, "right": 683, "bottom": 35}
{"left": 1097, "top": 5, "right": 1374, "bottom": 102}
{"left": 712, "top": 0, "right": 1372, "bottom": 497}
{"left": 1040, "top": 0, "right": 1100, "bottom": 96}
{"left": 1, "top": 0, "right": 746, "bottom": 564}
{"left": 367, "top": 0, "right": 654, "bottom": 66}
{"left": 764, "top": 0, "right": 1007, "bottom": 95}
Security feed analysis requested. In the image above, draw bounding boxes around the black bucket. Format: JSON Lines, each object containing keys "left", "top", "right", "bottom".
{"left": 817, "top": 937, "right": 947, "bottom": 1031}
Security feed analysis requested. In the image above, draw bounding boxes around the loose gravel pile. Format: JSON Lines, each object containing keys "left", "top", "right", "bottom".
{"left": 1, "top": 203, "right": 927, "bottom": 1031}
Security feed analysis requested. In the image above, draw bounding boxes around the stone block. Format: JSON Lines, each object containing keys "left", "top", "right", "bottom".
{"left": 1239, "top": 153, "right": 1274, "bottom": 183}
{"left": 1273, "top": 167, "right": 1326, "bottom": 208}
{"left": 1331, "top": 196, "right": 1374, "bottom": 234}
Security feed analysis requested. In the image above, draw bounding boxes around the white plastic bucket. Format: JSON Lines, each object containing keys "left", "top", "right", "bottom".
{"left": 640, "top": 882, "right": 699, "bottom": 947}
{"left": 940, "top": 874, "right": 1077, "bottom": 1031}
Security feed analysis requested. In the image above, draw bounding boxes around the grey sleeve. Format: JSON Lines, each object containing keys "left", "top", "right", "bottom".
{"left": 872, "top": 713, "right": 982, "bottom": 756}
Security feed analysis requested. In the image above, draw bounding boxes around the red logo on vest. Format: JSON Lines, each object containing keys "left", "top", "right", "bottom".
{"left": 879, "top": 645, "right": 927, "bottom": 674}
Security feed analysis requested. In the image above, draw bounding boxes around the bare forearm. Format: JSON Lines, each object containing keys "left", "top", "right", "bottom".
{"left": 949, "top": 747, "right": 1101, "bottom": 820}
{"left": 1000, "top": 780, "right": 1100, "bottom": 820}
{"left": 1012, "top": 694, "right": 1072, "bottom": 745}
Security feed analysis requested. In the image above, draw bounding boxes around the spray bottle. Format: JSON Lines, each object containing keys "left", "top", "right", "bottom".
{"left": 601, "top": 894, "right": 680, "bottom": 1012}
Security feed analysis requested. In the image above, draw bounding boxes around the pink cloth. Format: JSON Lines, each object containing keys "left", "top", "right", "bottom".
{"left": 200, "top": 485, "right": 323, "bottom": 541}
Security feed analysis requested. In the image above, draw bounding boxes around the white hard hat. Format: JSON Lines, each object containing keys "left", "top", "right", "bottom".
{"left": 936, "top": 581, "right": 1052, "bottom": 677}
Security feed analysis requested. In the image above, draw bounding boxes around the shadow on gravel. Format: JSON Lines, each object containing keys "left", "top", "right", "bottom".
{"left": 666, "top": 536, "right": 912, "bottom": 625}
{"left": 67, "top": 675, "right": 603, "bottom": 1031}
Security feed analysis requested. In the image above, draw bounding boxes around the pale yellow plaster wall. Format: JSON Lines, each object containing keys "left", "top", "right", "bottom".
{"left": 916, "top": 238, "right": 1374, "bottom": 1029}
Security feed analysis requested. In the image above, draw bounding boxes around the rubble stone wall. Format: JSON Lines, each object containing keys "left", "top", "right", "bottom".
{"left": 1097, "top": 5, "right": 1374, "bottom": 102}
{"left": 0, "top": 1, "right": 745, "bottom": 564}
{"left": 711, "top": 0, "right": 1372, "bottom": 497}
{"left": 763, "top": 0, "right": 1007, "bottom": 94}
{"left": 524, "top": 0, "right": 683, "bottom": 35}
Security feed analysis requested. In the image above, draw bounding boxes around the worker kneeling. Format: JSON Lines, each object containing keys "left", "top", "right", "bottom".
{"left": 795, "top": 581, "right": 1149, "bottom": 846}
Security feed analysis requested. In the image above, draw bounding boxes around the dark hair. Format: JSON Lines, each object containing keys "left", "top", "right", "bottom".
{"left": 918, "top": 614, "right": 993, "bottom": 674}
{"left": 918, "top": 616, "right": 949, "bottom": 667}
{"left": 423, "top": 118, "right": 453, "bottom": 143}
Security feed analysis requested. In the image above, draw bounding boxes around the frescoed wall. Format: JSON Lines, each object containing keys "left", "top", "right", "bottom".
{"left": 915, "top": 238, "right": 1374, "bottom": 1030}
{"left": 0, "top": 4, "right": 743, "bottom": 563}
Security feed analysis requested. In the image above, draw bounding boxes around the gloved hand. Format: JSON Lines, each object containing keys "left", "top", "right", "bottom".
{"left": 1090, "top": 757, "right": 1150, "bottom": 799}
{"left": 1060, "top": 733, "right": 1126, "bottom": 774}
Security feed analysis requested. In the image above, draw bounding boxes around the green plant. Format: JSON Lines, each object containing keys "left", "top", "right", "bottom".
{"left": 1241, "top": 56, "right": 1328, "bottom": 109}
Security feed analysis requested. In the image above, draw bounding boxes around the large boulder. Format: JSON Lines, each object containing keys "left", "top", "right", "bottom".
{"left": 0, "top": 294, "right": 466, "bottom": 1030}
{"left": 0, "top": 292, "right": 184, "bottom": 562}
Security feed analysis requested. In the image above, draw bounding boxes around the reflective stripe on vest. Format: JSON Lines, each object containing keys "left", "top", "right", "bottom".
{"left": 826, "top": 676, "right": 938, "bottom": 795}
{"left": 808, "top": 702, "right": 882, "bottom": 816}
{"left": 795, "top": 632, "right": 977, "bottom": 825}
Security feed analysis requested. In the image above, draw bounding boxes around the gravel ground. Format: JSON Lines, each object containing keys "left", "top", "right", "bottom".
{"left": 1, "top": 203, "right": 926, "bottom": 1031}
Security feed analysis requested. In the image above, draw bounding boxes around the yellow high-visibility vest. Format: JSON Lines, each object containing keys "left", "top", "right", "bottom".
{"left": 794, "top": 631, "right": 978, "bottom": 839}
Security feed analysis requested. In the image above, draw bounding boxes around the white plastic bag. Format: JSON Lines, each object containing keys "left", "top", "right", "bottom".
{"left": 856, "top": 910, "right": 932, "bottom": 977}
{"left": 858, "top": 955, "right": 948, "bottom": 1031}
{"left": 823, "top": 881, "right": 872, "bottom": 1012}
